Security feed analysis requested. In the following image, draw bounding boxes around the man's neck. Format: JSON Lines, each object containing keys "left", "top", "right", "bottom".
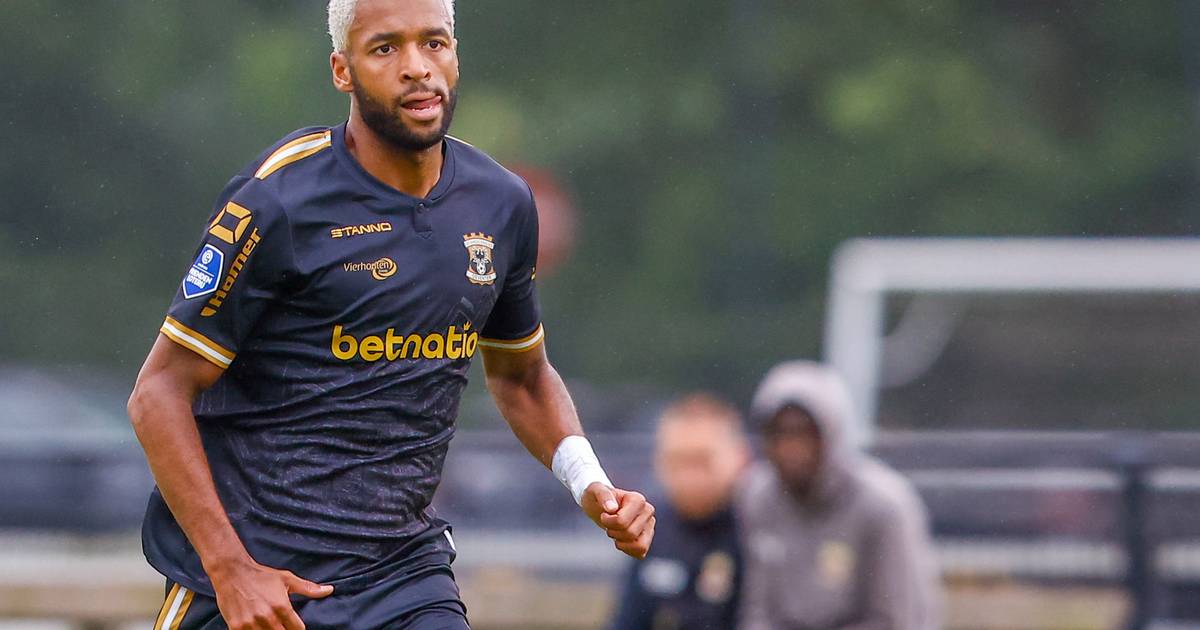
{"left": 344, "top": 114, "right": 444, "bottom": 199}
{"left": 781, "top": 477, "right": 818, "bottom": 504}
{"left": 679, "top": 502, "right": 734, "bottom": 529}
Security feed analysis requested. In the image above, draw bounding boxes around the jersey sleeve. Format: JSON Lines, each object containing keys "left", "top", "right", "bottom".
{"left": 479, "top": 184, "right": 544, "bottom": 353}
{"left": 158, "top": 177, "right": 293, "bottom": 369}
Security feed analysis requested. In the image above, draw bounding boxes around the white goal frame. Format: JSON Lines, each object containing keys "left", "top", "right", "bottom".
{"left": 823, "top": 237, "right": 1200, "bottom": 447}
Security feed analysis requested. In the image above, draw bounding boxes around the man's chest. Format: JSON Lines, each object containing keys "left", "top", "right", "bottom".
{"left": 285, "top": 201, "right": 513, "bottom": 329}
{"left": 640, "top": 528, "right": 739, "bottom": 601}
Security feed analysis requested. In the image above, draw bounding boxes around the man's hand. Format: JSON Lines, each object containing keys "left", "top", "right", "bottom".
{"left": 582, "top": 482, "right": 655, "bottom": 559}
{"left": 208, "top": 558, "right": 333, "bottom": 630}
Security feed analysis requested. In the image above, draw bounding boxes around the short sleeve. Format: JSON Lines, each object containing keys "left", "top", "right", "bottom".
{"left": 159, "top": 177, "right": 292, "bottom": 368}
{"left": 479, "top": 184, "right": 543, "bottom": 352}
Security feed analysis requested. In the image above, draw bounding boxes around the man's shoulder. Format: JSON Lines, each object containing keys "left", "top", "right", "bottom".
{"left": 247, "top": 126, "right": 336, "bottom": 190}
{"left": 852, "top": 456, "right": 926, "bottom": 522}
{"left": 446, "top": 135, "right": 531, "bottom": 203}
{"left": 220, "top": 126, "right": 337, "bottom": 218}
{"left": 734, "top": 462, "right": 783, "bottom": 519}
{"left": 250, "top": 125, "right": 336, "bottom": 178}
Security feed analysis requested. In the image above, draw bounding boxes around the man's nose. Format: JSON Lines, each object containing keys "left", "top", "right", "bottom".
{"left": 399, "top": 44, "right": 432, "bottom": 82}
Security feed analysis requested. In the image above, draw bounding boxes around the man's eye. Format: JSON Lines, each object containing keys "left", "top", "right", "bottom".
{"left": 428, "top": 41, "right": 444, "bottom": 50}
{"left": 376, "top": 44, "right": 393, "bottom": 54}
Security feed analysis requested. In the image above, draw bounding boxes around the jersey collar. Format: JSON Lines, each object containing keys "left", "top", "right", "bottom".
{"left": 330, "top": 121, "right": 457, "bottom": 204}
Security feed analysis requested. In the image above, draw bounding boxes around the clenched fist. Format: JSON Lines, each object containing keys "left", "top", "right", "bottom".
{"left": 581, "top": 482, "right": 656, "bottom": 559}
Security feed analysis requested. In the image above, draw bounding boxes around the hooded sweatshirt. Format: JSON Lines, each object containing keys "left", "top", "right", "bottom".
{"left": 736, "top": 361, "right": 941, "bottom": 630}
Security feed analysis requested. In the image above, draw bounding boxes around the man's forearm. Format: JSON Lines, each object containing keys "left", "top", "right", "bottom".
{"left": 128, "top": 376, "right": 251, "bottom": 573}
{"left": 485, "top": 359, "right": 583, "bottom": 467}
{"left": 482, "top": 346, "right": 654, "bottom": 558}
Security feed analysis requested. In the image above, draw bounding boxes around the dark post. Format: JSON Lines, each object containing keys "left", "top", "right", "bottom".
{"left": 1120, "top": 449, "right": 1151, "bottom": 630}
{"left": 1178, "top": 0, "right": 1200, "bottom": 222}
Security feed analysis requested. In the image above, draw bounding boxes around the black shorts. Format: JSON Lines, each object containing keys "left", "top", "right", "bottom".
{"left": 151, "top": 534, "right": 469, "bottom": 630}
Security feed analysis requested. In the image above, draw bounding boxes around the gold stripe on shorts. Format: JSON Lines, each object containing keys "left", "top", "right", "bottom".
{"left": 168, "top": 587, "right": 195, "bottom": 630}
{"left": 154, "top": 583, "right": 180, "bottom": 629}
{"left": 157, "top": 584, "right": 194, "bottom": 630}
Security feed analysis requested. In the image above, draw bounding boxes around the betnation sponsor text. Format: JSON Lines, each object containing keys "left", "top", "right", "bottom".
{"left": 331, "top": 322, "right": 479, "bottom": 361}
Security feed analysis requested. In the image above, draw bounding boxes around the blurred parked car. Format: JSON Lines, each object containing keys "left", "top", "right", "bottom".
{"left": 0, "top": 366, "right": 152, "bottom": 532}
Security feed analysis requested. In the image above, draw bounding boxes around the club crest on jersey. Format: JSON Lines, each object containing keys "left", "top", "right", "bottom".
{"left": 184, "top": 244, "right": 223, "bottom": 299}
{"left": 463, "top": 233, "right": 496, "bottom": 285}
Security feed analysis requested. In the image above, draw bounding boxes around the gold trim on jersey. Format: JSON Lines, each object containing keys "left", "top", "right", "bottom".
{"left": 254, "top": 130, "right": 332, "bottom": 180}
{"left": 160, "top": 316, "right": 236, "bottom": 368}
{"left": 478, "top": 324, "right": 545, "bottom": 353}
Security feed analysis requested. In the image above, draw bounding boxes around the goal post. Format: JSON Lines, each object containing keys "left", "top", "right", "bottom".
{"left": 823, "top": 237, "right": 1200, "bottom": 446}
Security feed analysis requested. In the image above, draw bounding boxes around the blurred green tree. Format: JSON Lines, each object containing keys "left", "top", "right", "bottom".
{"left": 1, "top": 1, "right": 1195, "bottom": 417}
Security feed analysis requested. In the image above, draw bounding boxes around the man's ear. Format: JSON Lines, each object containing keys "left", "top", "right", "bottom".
{"left": 331, "top": 51, "right": 354, "bottom": 94}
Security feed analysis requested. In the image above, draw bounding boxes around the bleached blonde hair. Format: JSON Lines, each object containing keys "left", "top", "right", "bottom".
{"left": 328, "top": 0, "right": 455, "bottom": 51}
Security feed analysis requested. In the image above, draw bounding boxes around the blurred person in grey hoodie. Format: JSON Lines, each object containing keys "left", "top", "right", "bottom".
{"left": 737, "top": 361, "right": 940, "bottom": 630}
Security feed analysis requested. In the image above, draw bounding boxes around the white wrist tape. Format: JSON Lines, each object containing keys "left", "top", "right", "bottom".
{"left": 551, "top": 435, "right": 613, "bottom": 505}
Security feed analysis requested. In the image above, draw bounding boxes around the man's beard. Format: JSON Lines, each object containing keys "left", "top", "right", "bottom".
{"left": 353, "top": 78, "right": 457, "bottom": 152}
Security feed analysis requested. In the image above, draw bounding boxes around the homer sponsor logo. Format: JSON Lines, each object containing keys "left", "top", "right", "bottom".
{"left": 201, "top": 228, "right": 262, "bottom": 317}
{"left": 331, "top": 322, "right": 479, "bottom": 361}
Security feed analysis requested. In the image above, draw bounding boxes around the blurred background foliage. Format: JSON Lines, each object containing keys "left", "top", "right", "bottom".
{"left": 1, "top": 0, "right": 1197, "bottom": 413}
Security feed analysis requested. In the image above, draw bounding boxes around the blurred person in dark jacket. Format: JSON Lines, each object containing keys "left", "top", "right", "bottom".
{"left": 610, "top": 393, "right": 751, "bottom": 630}
{"left": 738, "top": 361, "right": 940, "bottom": 630}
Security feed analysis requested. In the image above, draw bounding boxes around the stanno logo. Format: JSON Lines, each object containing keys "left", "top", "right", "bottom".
{"left": 331, "top": 222, "right": 393, "bottom": 239}
{"left": 201, "top": 228, "right": 262, "bottom": 317}
{"left": 208, "top": 202, "right": 253, "bottom": 245}
{"left": 344, "top": 257, "right": 397, "bottom": 281}
{"left": 331, "top": 322, "right": 479, "bottom": 362}
{"left": 463, "top": 233, "right": 496, "bottom": 285}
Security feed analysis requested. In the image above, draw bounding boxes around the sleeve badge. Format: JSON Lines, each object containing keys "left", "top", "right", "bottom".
{"left": 183, "top": 244, "right": 224, "bottom": 299}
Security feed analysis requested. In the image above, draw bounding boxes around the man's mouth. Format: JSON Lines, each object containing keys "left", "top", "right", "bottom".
{"left": 401, "top": 94, "right": 443, "bottom": 122}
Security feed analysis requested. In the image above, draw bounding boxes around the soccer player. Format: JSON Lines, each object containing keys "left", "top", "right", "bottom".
{"left": 126, "top": 1, "right": 655, "bottom": 628}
